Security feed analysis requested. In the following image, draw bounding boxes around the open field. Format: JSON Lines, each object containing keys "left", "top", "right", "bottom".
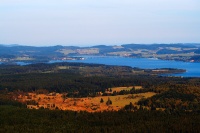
{"left": 58, "top": 49, "right": 76, "bottom": 55}
{"left": 17, "top": 92, "right": 156, "bottom": 112}
{"left": 15, "top": 57, "right": 35, "bottom": 61}
{"left": 110, "top": 86, "right": 133, "bottom": 92}
{"left": 110, "top": 86, "right": 142, "bottom": 92}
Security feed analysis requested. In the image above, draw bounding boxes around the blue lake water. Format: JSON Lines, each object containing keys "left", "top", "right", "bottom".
{"left": 1, "top": 56, "right": 200, "bottom": 77}
{"left": 64, "top": 56, "right": 200, "bottom": 77}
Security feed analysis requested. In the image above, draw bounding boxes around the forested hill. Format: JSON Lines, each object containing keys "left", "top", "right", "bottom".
{"left": 1, "top": 43, "right": 200, "bottom": 62}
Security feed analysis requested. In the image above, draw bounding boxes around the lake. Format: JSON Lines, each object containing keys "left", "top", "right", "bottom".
{"left": 63, "top": 56, "right": 200, "bottom": 77}
{"left": 1, "top": 56, "right": 200, "bottom": 77}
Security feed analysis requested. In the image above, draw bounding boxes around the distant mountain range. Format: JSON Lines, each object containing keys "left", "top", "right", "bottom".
{"left": 0, "top": 43, "right": 200, "bottom": 63}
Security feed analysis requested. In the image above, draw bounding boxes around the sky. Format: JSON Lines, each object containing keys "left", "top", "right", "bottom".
{"left": 0, "top": 0, "right": 200, "bottom": 46}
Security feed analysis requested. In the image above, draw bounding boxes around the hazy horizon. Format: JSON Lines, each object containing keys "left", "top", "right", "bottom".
{"left": 1, "top": 0, "right": 200, "bottom": 46}
{"left": 1, "top": 43, "right": 200, "bottom": 48}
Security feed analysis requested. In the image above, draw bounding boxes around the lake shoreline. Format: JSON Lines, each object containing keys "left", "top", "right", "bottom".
{"left": 0, "top": 56, "right": 199, "bottom": 77}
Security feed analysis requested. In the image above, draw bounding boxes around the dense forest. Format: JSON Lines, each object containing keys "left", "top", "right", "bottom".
{"left": 1, "top": 104, "right": 200, "bottom": 132}
{"left": 0, "top": 62, "right": 186, "bottom": 95}
{"left": 1, "top": 62, "right": 200, "bottom": 132}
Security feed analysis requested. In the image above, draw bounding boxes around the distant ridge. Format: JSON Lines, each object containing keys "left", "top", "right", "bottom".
{"left": 0, "top": 44, "right": 20, "bottom": 47}
{"left": 0, "top": 43, "right": 200, "bottom": 62}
